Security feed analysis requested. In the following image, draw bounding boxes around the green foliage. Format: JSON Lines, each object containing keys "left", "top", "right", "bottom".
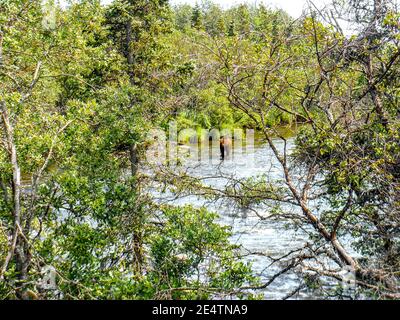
{"left": 0, "top": 0, "right": 258, "bottom": 300}
{"left": 2, "top": 0, "right": 398, "bottom": 301}
{"left": 147, "top": 205, "right": 257, "bottom": 299}
{"left": 191, "top": 4, "right": 203, "bottom": 30}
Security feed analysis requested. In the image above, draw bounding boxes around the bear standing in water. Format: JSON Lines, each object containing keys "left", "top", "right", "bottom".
{"left": 219, "top": 136, "right": 232, "bottom": 160}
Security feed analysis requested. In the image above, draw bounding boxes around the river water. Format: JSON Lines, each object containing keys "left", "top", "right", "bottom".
{"left": 150, "top": 134, "right": 323, "bottom": 299}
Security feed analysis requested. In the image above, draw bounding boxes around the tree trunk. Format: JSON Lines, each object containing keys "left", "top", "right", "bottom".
{"left": 126, "top": 19, "right": 136, "bottom": 86}
{"left": 0, "top": 101, "right": 28, "bottom": 291}
{"left": 0, "top": 30, "right": 3, "bottom": 66}
{"left": 130, "top": 143, "right": 138, "bottom": 177}
{"left": 125, "top": 19, "right": 143, "bottom": 273}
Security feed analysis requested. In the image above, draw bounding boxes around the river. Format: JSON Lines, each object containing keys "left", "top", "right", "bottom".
{"left": 149, "top": 130, "right": 326, "bottom": 299}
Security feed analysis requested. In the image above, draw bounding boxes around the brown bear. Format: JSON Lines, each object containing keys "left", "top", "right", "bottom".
{"left": 219, "top": 136, "right": 232, "bottom": 160}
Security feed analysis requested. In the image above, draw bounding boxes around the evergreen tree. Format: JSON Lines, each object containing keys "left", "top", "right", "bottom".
{"left": 191, "top": 4, "right": 203, "bottom": 30}
{"left": 227, "top": 20, "right": 235, "bottom": 36}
